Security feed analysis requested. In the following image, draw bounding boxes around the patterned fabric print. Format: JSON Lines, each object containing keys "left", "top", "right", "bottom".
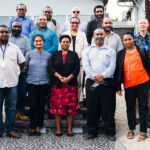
{"left": 50, "top": 84, "right": 78, "bottom": 115}
{"left": 134, "top": 32, "right": 150, "bottom": 56}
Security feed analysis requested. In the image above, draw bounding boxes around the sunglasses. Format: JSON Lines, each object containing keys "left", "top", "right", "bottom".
{"left": 72, "top": 11, "right": 80, "bottom": 14}
{"left": 70, "top": 22, "right": 80, "bottom": 25}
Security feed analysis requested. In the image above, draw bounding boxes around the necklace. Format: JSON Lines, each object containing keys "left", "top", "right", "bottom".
{"left": 126, "top": 47, "right": 136, "bottom": 54}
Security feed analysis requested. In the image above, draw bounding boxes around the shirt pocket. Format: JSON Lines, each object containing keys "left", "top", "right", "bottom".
{"left": 102, "top": 52, "right": 110, "bottom": 67}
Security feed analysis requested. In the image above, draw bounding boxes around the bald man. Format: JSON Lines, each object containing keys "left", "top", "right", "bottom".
{"left": 61, "top": 7, "right": 87, "bottom": 34}
{"left": 102, "top": 17, "right": 123, "bottom": 52}
{"left": 135, "top": 18, "right": 150, "bottom": 56}
{"left": 82, "top": 29, "right": 116, "bottom": 141}
{"left": 30, "top": 15, "right": 58, "bottom": 54}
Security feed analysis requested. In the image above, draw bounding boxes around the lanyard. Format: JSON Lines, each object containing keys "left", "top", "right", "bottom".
{"left": 0, "top": 45, "right": 7, "bottom": 60}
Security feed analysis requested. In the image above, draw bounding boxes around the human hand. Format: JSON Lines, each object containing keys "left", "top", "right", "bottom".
{"left": 117, "top": 91, "right": 122, "bottom": 96}
{"left": 61, "top": 77, "right": 70, "bottom": 84}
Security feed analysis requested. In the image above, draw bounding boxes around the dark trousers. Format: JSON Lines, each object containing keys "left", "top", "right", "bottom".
{"left": 17, "top": 72, "right": 27, "bottom": 112}
{"left": 125, "top": 81, "right": 149, "bottom": 133}
{"left": 28, "top": 84, "right": 48, "bottom": 129}
{"left": 86, "top": 79, "right": 116, "bottom": 136}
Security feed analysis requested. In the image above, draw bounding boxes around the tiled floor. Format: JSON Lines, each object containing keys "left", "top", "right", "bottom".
{"left": 0, "top": 128, "right": 125, "bottom": 150}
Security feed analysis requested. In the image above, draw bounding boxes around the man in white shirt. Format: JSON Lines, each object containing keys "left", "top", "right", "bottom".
{"left": 0, "top": 25, "right": 25, "bottom": 138}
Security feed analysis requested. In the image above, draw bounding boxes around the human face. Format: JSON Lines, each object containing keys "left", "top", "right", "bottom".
{"left": 72, "top": 8, "right": 80, "bottom": 17}
{"left": 11, "top": 22, "right": 22, "bottom": 37}
{"left": 103, "top": 18, "right": 113, "bottom": 33}
{"left": 43, "top": 8, "right": 52, "bottom": 20}
{"left": 70, "top": 18, "right": 80, "bottom": 31}
{"left": 38, "top": 15, "right": 47, "bottom": 29}
{"left": 123, "top": 34, "right": 134, "bottom": 49}
{"left": 95, "top": 8, "right": 104, "bottom": 20}
{"left": 60, "top": 38, "right": 70, "bottom": 51}
{"left": 93, "top": 29, "right": 105, "bottom": 46}
{"left": 16, "top": 5, "right": 26, "bottom": 18}
{"left": 33, "top": 36, "right": 44, "bottom": 49}
{"left": 0, "top": 27, "right": 9, "bottom": 44}
{"left": 138, "top": 19, "right": 149, "bottom": 33}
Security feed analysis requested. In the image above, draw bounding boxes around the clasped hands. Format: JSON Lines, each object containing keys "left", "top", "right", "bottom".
{"left": 58, "top": 76, "right": 70, "bottom": 85}
{"left": 94, "top": 75, "right": 104, "bottom": 85}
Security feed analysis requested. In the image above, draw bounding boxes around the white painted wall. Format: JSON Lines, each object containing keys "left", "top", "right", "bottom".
{"left": 0, "top": 0, "right": 103, "bottom": 16}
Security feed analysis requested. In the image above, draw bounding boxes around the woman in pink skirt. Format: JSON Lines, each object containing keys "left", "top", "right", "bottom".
{"left": 49, "top": 34, "right": 80, "bottom": 136}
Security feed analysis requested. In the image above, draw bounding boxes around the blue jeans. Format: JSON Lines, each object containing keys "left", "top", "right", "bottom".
{"left": 0, "top": 86, "right": 17, "bottom": 134}
{"left": 16, "top": 72, "right": 27, "bottom": 112}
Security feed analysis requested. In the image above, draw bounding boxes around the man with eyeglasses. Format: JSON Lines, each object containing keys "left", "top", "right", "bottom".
{"left": 8, "top": 4, "right": 34, "bottom": 38}
{"left": 9, "top": 21, "right": 31, "bottom": 122}
{"left": 86, "top": 5, "right": 104, "bottom": 45}
{"left": 0, "top": 25, "right": 25, "bottom": 138}
{"left": 82, "top": 28, "right": 116, "bottom": 141}
{"left": 43, "top": 6, "right": 60, "bottom": 35}
{"left": 61, "top": 7, "right": 87, "bottom": 34}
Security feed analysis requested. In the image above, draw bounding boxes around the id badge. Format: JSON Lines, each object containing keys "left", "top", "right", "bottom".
{"left": 0, "top": 61, "right": 5, "bottom": 69}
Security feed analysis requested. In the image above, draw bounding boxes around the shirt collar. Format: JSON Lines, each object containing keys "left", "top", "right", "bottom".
{"left": 16, "top": 16, "right": 27, "bottom": 20}
{"left": 91, "top": 43, "right": 108, "bottom": 50}
{"left": 137, "top": 32, "right": 150, "bottom": 38}
{"left": 38, "top": 27, "right": 48, "bottom": 31}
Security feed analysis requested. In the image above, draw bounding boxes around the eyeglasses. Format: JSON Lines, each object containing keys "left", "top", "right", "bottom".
{"left": 70, "top": 22, "right": 80, "bottom": 24}
{"left": 0, "top": 31, "right": 9, "bottom": 34}
{"left": 44, "top": 11, "right": 52, "bottom": 14}
{"left": 18, "top": 9, "right": 26, "bottom": 11}
{"left": 72, "top": 11, "right": 80, "bottom": 14}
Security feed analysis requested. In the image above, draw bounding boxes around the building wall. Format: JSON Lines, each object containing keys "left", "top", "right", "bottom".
{"left": 131, "top": 0, "right": 145, "bottom": 33}
{"left": 0, "top": 0, "right": 103, "bottom": 29}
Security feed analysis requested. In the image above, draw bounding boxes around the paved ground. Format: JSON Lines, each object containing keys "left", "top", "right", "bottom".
{"left": 116, "top": 92, "right": 150, "bottom": 150}
{"left": 0, "top": 92, "right": 150, "bottom": 150}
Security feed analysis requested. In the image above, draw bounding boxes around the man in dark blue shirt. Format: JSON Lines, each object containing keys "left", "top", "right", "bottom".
{"left": 134, "top": 18, "right": 150, "bottom": 56}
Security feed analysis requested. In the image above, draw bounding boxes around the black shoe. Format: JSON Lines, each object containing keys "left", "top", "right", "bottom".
{"left": 35, "top": 131, "right": 41, "bottom": 136}
{"left": 67, "top": 133, "right": 74, "bottom": 137}
{"left": 84, "top": 134, "right": 98, "bottom": 140}
{"left": 0, "top": 133, "right": 2, "bottom": 137}
{"left": 56, "top": 133, "right": 62, "bottom": 137}
{"left": 28, "top": 131, "right": 36, "bottom": 136}
{"left": 108, "top": 135, "right": 117, "bottom": 141}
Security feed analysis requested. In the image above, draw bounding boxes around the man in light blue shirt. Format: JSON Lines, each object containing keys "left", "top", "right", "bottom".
{"left": 61, "top": 7, "right": 87, "bottom": 34}
{"left": 8, "top": 4, "right": 34, "bottom": 38}
{"left": 82, "top": 28, "right": 116, "bottom": 141}
{"left": 30, "top": 15, "right": 58, "bottom": 54}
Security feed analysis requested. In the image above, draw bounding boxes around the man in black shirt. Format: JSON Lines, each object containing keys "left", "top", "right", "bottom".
{"left": 86, "top": 5, "right": 104, "bottom": 45}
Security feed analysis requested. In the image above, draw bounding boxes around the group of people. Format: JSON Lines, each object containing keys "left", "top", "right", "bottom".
{"left": 0, "top": 3, "right": 150, "bottom": 143}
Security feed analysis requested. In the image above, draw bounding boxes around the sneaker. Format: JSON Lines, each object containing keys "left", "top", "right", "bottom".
{"left": 16, "top": 111, "right": 29, "bottom": 122}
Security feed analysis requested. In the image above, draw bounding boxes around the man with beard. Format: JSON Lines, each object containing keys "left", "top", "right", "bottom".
{"left": 9, "top": 21, "right": 31, "bottom": 122}
{"left": 82, "top": 29, "right": 116, "bottom": 141}
{"left": 8, "top": 4, "right": 34, "bottom": 37}
{"left": 0, "top": 25, "right": 25, "bottom": 138}
{"left": 103, "top": 17, "right": 123, "bottom": 52}
{"left": 86, "top": 5, "right": 104, "bottom": 45}
{"left": 30, "top": 15, "right": 58, "bottom": 54}
{"left": 43, "top": 6, "right": 60, "bottom": 35}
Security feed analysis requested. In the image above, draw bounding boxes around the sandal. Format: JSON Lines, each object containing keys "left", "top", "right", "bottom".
{"left": 137, "top": 132, "right": 147, "bottom": 142}
{"left": 127, "top": 130, "right": 134, "bottom": 139}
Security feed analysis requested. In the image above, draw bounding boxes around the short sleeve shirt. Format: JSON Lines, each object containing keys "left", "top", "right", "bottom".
{"left": 0, "top": 42, "right": 25, "bottom": 88}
